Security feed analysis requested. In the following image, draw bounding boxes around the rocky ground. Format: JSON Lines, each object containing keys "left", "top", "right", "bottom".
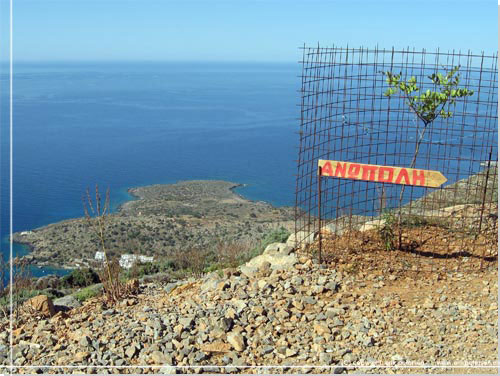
{"left": 0, "top": 241, "right": 497, "bottom": 374}
{"left": 12, "top": 181, "right": 294, "bottom": 269}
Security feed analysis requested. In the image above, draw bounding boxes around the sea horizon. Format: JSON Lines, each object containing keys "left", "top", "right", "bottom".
{"left": 0, "top": 61, "right": 301, "bottom": 277}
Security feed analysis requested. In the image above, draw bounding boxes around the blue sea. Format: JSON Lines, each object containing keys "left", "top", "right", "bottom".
{"left": 0, "top": 62, "right": 497, "bottom": 282}
{"left": 0, "top": 62, "right": 300, "bottom": 279}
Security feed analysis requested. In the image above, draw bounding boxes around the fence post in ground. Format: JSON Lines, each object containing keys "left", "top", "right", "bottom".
{"left": 317, "top": 165, "right": 322, "bottom": 264}
{"left": 479, "top": 147, "right": 494, "bottom": 270}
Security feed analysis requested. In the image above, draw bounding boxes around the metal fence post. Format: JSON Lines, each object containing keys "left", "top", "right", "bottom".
{"left": 317, "top": 165, "right": 322, "bottom": 264}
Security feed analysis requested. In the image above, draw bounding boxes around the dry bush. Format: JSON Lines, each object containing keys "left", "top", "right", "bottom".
{"left": 126, "top": 260, "right": 142, "bottom": 280}
{"left": 90, "top": 257, "right": 140, "bottom": 304}
{"left": 170, "top": 247, "right": 210, "bottom": 278}
{"left": 97, "top": 256, "right": 133, "bottom": 304}
{"left": 214, "top": 239, "right": 254, "bottom": 267}
{"left": 0, "top": 254, "right": 8, "bottom": 319}
{"left": 83, "top": 185, "right": 127, "bottom": 304}
{"left": 12, "top": 257, "right": 33, "bottom": 291}
{"left": 0, "top": 253, "right": 6, "bottom": 296}
{"left": 166, "top": 239, "right": 256, "bottom": 279}
{"left": 10, "top": 257, "right": 34, "bottom": 320}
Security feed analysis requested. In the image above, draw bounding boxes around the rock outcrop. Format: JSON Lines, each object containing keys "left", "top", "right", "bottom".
{"left": 23, "top": 295, "right": 56, "bottom": 317}
{"left": 53, "top": 295, "right": 82, "bottom": 311}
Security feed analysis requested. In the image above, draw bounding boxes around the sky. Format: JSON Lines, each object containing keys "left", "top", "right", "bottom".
{"left": 0, "top": 0, "right": 498, "bottom": 62}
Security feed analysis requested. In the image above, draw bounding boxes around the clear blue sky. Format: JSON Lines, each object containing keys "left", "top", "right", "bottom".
{"left": 2, "top": 0, "right": 498, "bottom": 62}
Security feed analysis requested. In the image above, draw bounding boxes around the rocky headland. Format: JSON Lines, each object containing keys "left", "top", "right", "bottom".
{"left": 12, "top": 181, "right": 295, "bottom": 270}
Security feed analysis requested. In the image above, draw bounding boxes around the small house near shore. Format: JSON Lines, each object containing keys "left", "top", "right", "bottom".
{"left": 93, "top": 251, "right": 154, "bottom": 269}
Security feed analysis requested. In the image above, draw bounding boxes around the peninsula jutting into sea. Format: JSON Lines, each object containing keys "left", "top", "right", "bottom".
{"left": 12, "top": 180, "right": 295, "bottom": 270}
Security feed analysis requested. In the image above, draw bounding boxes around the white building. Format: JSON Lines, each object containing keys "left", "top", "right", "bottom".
{"left": 94, "top": 251, "right": 106, "bottom": 262}
{"left": 119, "top": 254, "right": 154, "bottom": 269}
{"left": 93, "top": 251, "right": 154, "bottom": 269}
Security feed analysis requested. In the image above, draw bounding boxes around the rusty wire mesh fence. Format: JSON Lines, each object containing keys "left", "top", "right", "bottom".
{"left": 294, "top": 45, "right": 498, "bottom": 273}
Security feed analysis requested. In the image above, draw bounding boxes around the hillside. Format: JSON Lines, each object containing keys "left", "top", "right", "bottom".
{"left": 4, "top": 171, "right": 498, "bottom": 374}
{"left": 0, "top": 241, "right": 497, "bottom": 374}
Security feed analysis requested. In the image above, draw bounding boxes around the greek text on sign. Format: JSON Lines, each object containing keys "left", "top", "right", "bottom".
{"left": 318, "top": 160, "right": 447, "bottom": 188}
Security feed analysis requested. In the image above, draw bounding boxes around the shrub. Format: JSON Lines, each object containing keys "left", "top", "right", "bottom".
{"left": 124, "top": 262, "right": 160, "bottom": 280}
{"left": 214, "top": 240, "right": 251, "bottom": 268}
{"left": 160, "top": 258, "right": 179, "bottom": 271}
{"left": 0, "top": 254, "right": 6, "bottom": 297}
{"left": 74, "top": 285, "right": 102, "bottom": 303}
{"left": 61, "top": 267, "right": 100, "bottom": 288}
{"left": 261, "top": 226, "right": 290, "bottom": 245}
{"left": 401, "top": 214, "right": 450, "bottom": 229}
{"left": 9, "top": 257, "right": 35, "bottom": 319}
{"left": 246, "top": 226, "right": 291, "bottom": 260}
{"left": 378, "top": 211, "right": 396, "bottom": 251}
{"left": 97, "top": 257, "right": 127, "bottom": 304}
{"left": 203, "top": 263, "right": 221, "bottom": 274}
{"left": 170, "top": 247, "right": 209, "bottom": 278}
{"left": 151, "top": 227, "right": 290, "bottom": 280}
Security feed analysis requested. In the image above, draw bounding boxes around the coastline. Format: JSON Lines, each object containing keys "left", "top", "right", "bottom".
{"left": 118, "top": 180, "right": 248, "bottom": 213}
{"left": 12, "top": 180, "right": 295, "bottom": 272}
{"left": 13, "top": 180, "right": 248, "bottom": 249}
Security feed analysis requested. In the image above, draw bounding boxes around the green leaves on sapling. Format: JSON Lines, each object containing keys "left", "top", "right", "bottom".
{"left": 382, "top": 65, "right": 474, "bottom": 126}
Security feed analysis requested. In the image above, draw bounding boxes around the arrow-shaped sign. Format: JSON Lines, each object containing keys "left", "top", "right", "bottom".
{"left": 318, "top": 159, "right": 447, "bottom": 188}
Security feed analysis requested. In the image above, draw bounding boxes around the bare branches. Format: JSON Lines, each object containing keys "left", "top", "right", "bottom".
{"left": 83, "top": 185, "right": 125, "bottom": 305}
{"left": 83, "top": 185, "right": 110, "bottom": 254}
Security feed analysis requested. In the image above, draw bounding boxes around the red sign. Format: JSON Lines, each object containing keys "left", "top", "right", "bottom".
{"left": 318, "top": 160, "right": 447, "bottom": 188}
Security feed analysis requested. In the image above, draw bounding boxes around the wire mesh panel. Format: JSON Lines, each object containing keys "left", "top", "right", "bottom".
{"left": 295, "top": 45, "right": 498, "bottom": 273}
